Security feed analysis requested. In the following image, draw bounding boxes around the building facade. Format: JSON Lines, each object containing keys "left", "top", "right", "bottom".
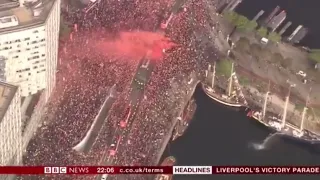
{"left": 0, "top": 83, "right": 21, "bottom": 166}
{"left": 0, "top": 0, "right": 60, "bottom": 98}
{"left": 0, "top": 0, "right": 60, "bottom": 171}
{"left": 0, "top": 82, "right": 21, "bottom": 180}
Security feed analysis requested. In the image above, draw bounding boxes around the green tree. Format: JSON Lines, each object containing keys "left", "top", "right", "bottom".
{"left": 244, "top": 20, "right": 258, "bottom": 32}
{"left": 223, "top": 11, "right": 239, "bottom": 24}
{"left": 235, "top": 37, "right": 250, "bottom": 51}
{"left": 308, "top": 52, "right": 320, "bottom": 63}
{"left": 256, "top": 27, "right": 268, "bottom": 37}
{"left": 217, "top": 59, "right": 233, "bottom": 77}
{"left": 234, "top": 15, "right": 249, "bottom": 29}
{"left": 268, "top": 32, "right": 281, "bottom": 42}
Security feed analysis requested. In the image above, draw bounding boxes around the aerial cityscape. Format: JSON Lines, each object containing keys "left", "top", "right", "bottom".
{"left": 0, "top": 0, "right": 320, "bottom": 179}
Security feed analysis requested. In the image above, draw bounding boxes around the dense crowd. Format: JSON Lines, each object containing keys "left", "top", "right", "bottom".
{"left": 21, "top": 0, "right": 219, "bottom": 179}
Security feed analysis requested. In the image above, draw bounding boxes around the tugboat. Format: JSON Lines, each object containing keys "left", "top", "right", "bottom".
{"left": 247, "top": 82, "right": 320, "bottom": 144}
{"left": 202, "top": 62, "right": 247, "bottom": 109}
{"left": 155, "top": 156, "right": 176, "bottom": 180}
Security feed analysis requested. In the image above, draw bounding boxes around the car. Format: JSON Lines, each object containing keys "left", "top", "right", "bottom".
{"left": 296, "top": 71, "right": 307, "bottom": 77}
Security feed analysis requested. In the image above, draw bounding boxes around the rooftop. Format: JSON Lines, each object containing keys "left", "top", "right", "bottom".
{"left": 0, "top": 0, "right": 56, "bottom": 34}
{"left": 0, "top": 81, "right": 18, "bottom": 123}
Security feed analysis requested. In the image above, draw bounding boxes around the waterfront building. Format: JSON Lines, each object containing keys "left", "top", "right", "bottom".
{"left": 279, "top": 21, "right": 292, "bottom": 35}
{"left": 264, "top": 6, "right": 280, "bottom": 25}
{"left": 0, "top": 83, "right": 21, "bottom": 166}
{"left": 287, "top": 25, "right": 303, "bottom": 42}
{"left": 268, "top": 10, "right": 286, "bottom": 32}
{"left": 290, "top": 27, "right": 308, "bottom": 44}
{"left": 0, "top": 0, "right": 60, "bottom": 172}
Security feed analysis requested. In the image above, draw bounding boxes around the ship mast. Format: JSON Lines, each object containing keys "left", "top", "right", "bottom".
{"left": 262, "top": 80, "right": 271, "bottom": 120}
{"left": 281, "top": 83, "right": 295, "bottom": 128}
{"left": 211, "top": 62, "right": 216, "bottom": 88}
{"left": 227, "top": 62, "right": 234, "bottom": 97}
{"left": 300, "top": 88, "right": 311, "bottom": 132}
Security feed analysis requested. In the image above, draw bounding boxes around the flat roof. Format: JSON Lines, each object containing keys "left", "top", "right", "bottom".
{"left": 0, "top": 81, "right": 18, "bottom": 123}
{"left": 0, "top": 0, "right": 56, "bottom": 35}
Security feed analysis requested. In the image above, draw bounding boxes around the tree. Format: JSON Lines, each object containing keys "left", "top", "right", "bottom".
{"left": 268, "top": 32, "right": 281, "bottom": 42}
{"left": 256, "top": 27, "right": 268, "bottom": 37}
{"left": 223, "top": 11, "right": 239, "bottom": 24}
{"left": 234, "top": 15, "right": 249, "bottom": 29}
{"left": 217, "top": 59, "right": 233, "bottom": 77}
{"left": 235, "top": 37, "right": 250, "bottom": 51}
{"left": 244, "top": 20, "right": 258, "bottom": 32}
{"left": 308, "top": 52, "right": 320, "bottom": 63}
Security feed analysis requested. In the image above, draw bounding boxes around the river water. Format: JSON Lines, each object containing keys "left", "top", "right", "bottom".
{"left": 235, "top": 0, "right": 320, "bottom": 48}
{"left": 164, "top": 1, "right": 320, "bottom": 179}
{"left": 167, "top": 87, "right": 320, "bottom": 180}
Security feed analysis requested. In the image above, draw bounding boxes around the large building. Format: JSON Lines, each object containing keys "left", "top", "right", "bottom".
{"left": 0, "top": 82, "right": 21, "bottom": 180}
{"left": 0, "top": 0, "right": 60, "bottom": 171}
{"left": 290, "top": 27, "right": 308, "bottom": 44}
{"left": 268, "top": 10, "right": 286, "bottom": 31}
{"left": 0, "top": 83, "right": 21, "bottom": 165}
{"left": 264, "top": 6, "right": 280, "bottom": 25}
{"left": 287, "top": 25, "right": 303, "bottom": 42}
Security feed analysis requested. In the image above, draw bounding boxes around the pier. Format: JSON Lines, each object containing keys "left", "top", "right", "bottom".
{"left": 155, "top": 78, "right": 199, "bottom": 165}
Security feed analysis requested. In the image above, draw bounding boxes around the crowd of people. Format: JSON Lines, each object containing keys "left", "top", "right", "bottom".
{"left": 20, "top": 0, "right": 220, "bottom": 179}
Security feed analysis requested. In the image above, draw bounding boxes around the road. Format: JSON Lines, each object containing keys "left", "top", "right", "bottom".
{"left": 94, "top": 1, "right": 189, "bottom": 179}
{"left": 95, "top": 56, "right": 156, "bottom": 180}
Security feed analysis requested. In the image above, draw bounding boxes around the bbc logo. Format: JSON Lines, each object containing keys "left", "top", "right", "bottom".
{"left": 44, "top": 167, "right": 67, "bottom": 174}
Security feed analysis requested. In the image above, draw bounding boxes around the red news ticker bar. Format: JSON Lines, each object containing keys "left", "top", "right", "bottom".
{"left": 0, "top": 166, "right": 44, "bottom": 174}
{"left": 212, "top": 166, "right": 320, "bottom": 174}
{"left": 0, "top": 166, "right": 173, "bottom": 174}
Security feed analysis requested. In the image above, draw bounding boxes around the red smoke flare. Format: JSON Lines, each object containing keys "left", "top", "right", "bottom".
{"left": 94, "top": 31, "right": 176, "bottom": 61}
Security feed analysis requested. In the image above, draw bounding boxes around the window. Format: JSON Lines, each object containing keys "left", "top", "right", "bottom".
{"left": 0, "top": 17, "right": 12, "bottom": 23}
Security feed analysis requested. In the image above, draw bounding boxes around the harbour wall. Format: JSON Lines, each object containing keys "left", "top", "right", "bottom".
{"left": 155, "top": 79, "right": 200, "bottom": 165}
